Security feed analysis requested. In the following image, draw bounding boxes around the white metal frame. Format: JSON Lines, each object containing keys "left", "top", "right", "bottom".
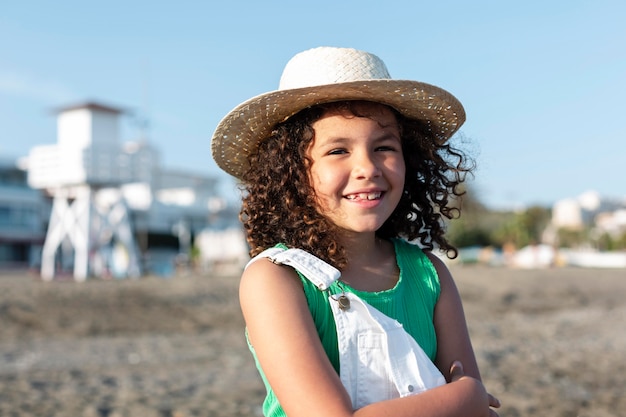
{"left": 40, "top": 186, "right": 140, "bottom": 281}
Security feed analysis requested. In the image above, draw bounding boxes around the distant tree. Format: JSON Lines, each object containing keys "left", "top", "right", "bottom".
{"left": 446, "top": 185, "right": 494, "bottom": 248}
{"left": 556, "top": 227, "right": 588, "bottom": 248}
{"left": 521, "top": 206, "right": 552, "bottom": 243}
{"left": 618, "top": 232, "right": 626, "bottom": 250}
{"left": 595, "top": 231, "right": 626, "bottom": 251}
{"left": 596, "top": 232, "right": 614, "bottom": 251}
{"left": 445, "top": 186, "right": 555, "bottom": 250}
{"left": 492, "top": 206, "right": 551, "bottom": 249}
{"left": 491, "top": 214, "right": 531, "bottom": 249}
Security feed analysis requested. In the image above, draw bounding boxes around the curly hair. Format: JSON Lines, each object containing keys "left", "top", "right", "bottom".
{"left": 240, "top": 101, "right": 474, "bottom": 269}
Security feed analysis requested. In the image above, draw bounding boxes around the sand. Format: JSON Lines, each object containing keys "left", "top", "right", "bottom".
{"left": 1, "top": 265, "right": 624, "bottom": 417}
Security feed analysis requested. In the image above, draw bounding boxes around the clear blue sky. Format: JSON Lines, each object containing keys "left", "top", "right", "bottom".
{"left": 1, "top": 0, "right": 624, "bottom": 209}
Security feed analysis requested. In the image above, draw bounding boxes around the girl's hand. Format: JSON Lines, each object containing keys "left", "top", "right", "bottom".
{"left": 450, "top": 361, "right": 501, "bottom": 417}
{"left": 448, "top": 360, "right": 466, "bottom": 383}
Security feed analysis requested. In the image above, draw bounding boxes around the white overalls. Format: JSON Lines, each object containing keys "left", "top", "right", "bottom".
{"left": 247, "top": 247, "right": 446, "bottom": 410}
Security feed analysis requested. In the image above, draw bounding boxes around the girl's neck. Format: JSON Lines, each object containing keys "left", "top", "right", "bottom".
{"left": 340, "top": 232, "right": 383, "bottom": 263}
{"left": 338, "top": 233, "right": 399, "bottom": 292}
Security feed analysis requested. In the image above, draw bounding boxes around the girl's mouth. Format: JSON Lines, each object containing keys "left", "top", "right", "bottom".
{"left": 345, "top": 192, "right": 382, "bottom": 201}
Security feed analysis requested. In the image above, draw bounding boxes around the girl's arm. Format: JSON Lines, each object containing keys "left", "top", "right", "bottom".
{"left": 427, "top": 252, "right": 501, "bottom": 414}
{"left": 427, "top": 252, "right": 482, "bottom": 381}
{"left": 240, "top": 258, "right": 495, "bottom": 417}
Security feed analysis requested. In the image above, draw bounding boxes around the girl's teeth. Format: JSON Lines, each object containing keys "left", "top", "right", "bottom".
{"left": 348, "top": 192, "right": 381, "bottom": 200}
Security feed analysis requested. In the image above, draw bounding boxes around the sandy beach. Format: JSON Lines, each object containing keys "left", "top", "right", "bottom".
{"left": 1, "top": 264, "right": 624, "bottom": 417}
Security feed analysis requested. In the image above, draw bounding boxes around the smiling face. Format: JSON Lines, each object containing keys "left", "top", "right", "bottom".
{"left": 306, "top": 102, "right": 406, "bottom": 235}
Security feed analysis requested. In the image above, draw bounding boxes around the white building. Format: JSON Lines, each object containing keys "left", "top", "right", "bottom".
{"left": 551, "top": 191, "right": 625, "bottom": 231}
{"left": 548, "top": 190, "right": 626, "bottom": 254}
{"left": 595, "top": 209, "right": 626, "bottom": 238}
{"left": 21, "top": 101, "right": 242, "bottom": 280}
{"left": 551, "top": 198, "right": 584, "bottom": 230}
{"left": 0, "top": 157, "right": 48, "bottom": 270}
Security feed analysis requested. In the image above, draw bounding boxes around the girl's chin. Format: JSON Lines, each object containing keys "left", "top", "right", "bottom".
{"left": 335, "top": 224, "right": 386, "bottom": 235}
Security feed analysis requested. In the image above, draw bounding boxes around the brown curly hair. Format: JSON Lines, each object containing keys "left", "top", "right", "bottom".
{"left": 240, "top": 101, "right": 473, "bottom": 269}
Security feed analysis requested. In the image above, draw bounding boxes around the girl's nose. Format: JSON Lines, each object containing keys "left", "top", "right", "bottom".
{"left": 353, "top": 152, "right": 381, "bottom": 179}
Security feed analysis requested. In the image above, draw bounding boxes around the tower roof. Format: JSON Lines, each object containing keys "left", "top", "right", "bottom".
{"left": 54, "top": 101, "right": 125, "bottom": 114}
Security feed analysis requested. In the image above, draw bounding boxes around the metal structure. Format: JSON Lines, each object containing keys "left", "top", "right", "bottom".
{"left": 28, "top": 103, "right": 143, "bottom": 281}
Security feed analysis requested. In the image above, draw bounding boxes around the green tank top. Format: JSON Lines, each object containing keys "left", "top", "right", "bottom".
{"left": 247, "top": 238, "right": 441, "bottom": 417}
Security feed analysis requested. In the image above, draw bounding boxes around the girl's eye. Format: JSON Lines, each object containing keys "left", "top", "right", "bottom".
{"left": 376, "top": 145, "right": 397, "bottom": 152}
{"left": 328, "top": 149, "right": 347, "bottom": 155}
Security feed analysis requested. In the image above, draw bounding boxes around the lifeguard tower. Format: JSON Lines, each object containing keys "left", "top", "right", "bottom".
{"left": 28, "top": 103, "right": 145, "bottom": 281}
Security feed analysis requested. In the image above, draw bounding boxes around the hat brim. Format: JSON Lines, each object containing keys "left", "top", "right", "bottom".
{"left": 211, "top": 79, "right": 465, "bottom": 179}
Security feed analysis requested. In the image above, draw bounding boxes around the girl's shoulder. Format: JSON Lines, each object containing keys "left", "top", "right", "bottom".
{"left": 240, "top": 253, "right": 304, "bottom": 299}
{"left": 399, "top": 241, "right": 458, "bottom": 303}
{"left": 392, "top": 238, "right": 437, "bottom": 271}
{"left": 392, "top": 238, "right": 442, "bottom": 293}
{"left": 243, "top": 243, "right": 329, "bottom": 301}
{"left": 240, "top": 244, "right": 308, "bottom": 307}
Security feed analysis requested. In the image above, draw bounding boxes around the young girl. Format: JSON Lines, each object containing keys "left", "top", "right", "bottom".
{"left": 211, "top": 47, "right": 500, "bottom": 417}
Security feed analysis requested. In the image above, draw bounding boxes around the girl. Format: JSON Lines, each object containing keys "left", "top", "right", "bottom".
{"left": 211, "top": 47, "right": 500, "bottom": 417}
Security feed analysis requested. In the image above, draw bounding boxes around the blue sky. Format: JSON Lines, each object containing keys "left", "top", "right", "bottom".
{"left": 1, "top": 0, "right": 624, "bottom": 209}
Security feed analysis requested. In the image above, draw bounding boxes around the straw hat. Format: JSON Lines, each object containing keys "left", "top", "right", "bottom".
{"left": 211, "top": 46, "right": 465, "bottom": 179}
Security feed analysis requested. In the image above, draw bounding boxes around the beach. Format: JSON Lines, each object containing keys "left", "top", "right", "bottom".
{"left": 1, "top": 265, "right": 624, "bottom": 417}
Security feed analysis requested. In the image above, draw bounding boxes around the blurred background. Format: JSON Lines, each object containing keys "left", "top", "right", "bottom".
{"left": 1, "top": 2, "right": 625, "bottom": 416}
{"left": 1, "top": 0, "right": 625, "bottom": 275}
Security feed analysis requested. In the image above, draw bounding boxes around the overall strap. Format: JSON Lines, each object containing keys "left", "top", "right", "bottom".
{"left": 246, "top": 247, "right": 341, "bottom": 291}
